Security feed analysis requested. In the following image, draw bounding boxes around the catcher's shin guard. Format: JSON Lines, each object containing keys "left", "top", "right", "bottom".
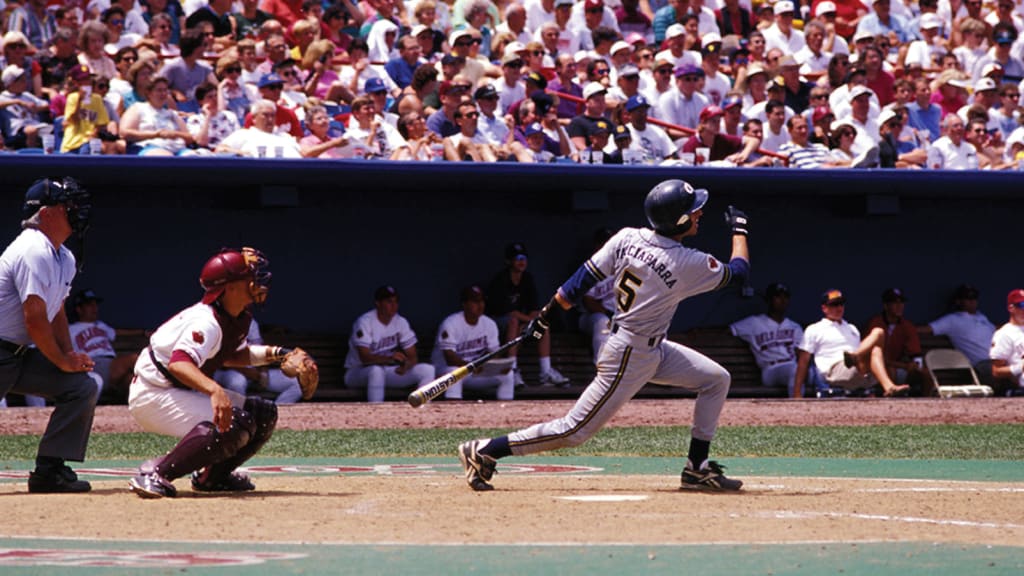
{"left": 153, "top": 408, "right": 256, "bottom": 481}
{"left": 195, "top": 397, "right": 278, "bottom": 487}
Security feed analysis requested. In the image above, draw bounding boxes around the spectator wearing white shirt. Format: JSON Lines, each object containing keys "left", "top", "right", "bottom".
{"left": 926, "top": 113, "right": 979, "bottom": 169}
{"left": 843, "top": 85, "right": 880, "bottom": 156}
{"left": 497, "top": 3, "right": 532, "bottom": 45}
{"left": 904, "top": 13, "right": 947, "bottom": 69}
{"left": 215, "top": 98, "right": 302, "bottom": 157}
{"left": 656, "top": 63, "right": 709, "bottom": 136}
{"left": 759, "top": 99, "right": 790, "bottom": 152}
{"left": 795, "top": 20, "right": 833, "bottom": 77}
{"left": 810, "top": 2, "right": 850, "bottom": 56}
{"left": 762, "top": 0, "right": 805, "bottom": 55}
{"left": 624, "top": 93, "right": 676, "bottom": 162}
{"left": 494, "top": 52, "right": 526, "bottom": 115}
{"left": 655, "top": 23, "right": 701, "bottom": 70}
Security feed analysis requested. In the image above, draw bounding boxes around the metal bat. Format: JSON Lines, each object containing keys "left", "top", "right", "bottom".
{"left": 407, "top": 334, "right": 528, "bottom": 407}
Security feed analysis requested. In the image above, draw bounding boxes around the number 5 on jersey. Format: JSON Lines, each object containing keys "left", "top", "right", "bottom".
{"left": 617, "top": 270, "right": 642, "bottom": 313}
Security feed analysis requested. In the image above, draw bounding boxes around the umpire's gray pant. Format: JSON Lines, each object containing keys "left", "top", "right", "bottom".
{"left": 0, "top": 348, "right": 98, "bottom": 462}
{"left": 507, "top": 329, "right": 730, "bottom": 456}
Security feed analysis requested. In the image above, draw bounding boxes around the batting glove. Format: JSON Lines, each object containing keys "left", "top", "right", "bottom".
{"left": 724, "top": 205, "right": 749, "bottom": 236}
{"left": 525, "top": 316, "right": 549, "bottom": 342}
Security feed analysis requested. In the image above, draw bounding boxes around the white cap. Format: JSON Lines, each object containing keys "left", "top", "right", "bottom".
{"left": 814, "top": 1, "right": 837, "bottom": 16}
{"left": 974, "top": 77, "right": 997, "bottom": 92}
{"left": 448, "top": 29, "right": 472, "bottom": 46}
{"left": 774, "top": 0, "right": 795, "bottom": 15}
{"left": 877, "top": 107, "right": 899, "bottom": 127}
{"left": 504, "top": 41, "right": 526, "bottom": 58}
{"left": 981, "top": 62, "right": 1004, "bottom": 77}
{"left": 610, "top": 40, "right": 632, "bottom": 55}
{"left": 700, "top": 32, "right": 722, "bottom": 49}
{"left": 574, "top": 49, "right": 593, "bottom": 64}
{"left": 853, "top": 29, "right": 874, "bottom": 43}
{"left": 830, "top": 118, "right": 857, "bottom": 133}
{"left": 848, "top": 85, "right": 874, "bottom": 100}
{"left": 1, "top": 64, "right": 24, "bottom": 87}
{"left": 410, "top": 24, "right": 430, "bottom": 37}
{"left": 583, "top": 81, "right": 607, "bottom": 99}
{"left": 920, "top": 13, "right": 942, "bottom": 30}
{"left": 666, "top": 23, "right": 686, "bottom": 40}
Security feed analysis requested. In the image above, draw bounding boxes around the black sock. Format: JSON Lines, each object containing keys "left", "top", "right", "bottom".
{"left": 687, "top": 438, "right": 710, "bottom": 469}
{"left": 35, "top": 455, "right": 64, "bottom": 474}
{"left": 479, "top": 436, "right": 511, "bottom": 459}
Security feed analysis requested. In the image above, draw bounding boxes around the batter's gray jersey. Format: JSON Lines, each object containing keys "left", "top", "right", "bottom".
{"left": 575, "top": 227, "right": 729, "bottom": 337}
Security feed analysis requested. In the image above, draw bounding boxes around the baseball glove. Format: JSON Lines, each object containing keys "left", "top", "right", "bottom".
{"left": 280, "top": 347, "right": 319, "bottom": 400}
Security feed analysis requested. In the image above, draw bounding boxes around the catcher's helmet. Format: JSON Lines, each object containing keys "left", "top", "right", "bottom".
{"left": 644, "top": 179, "right": 708, "bottom": 237}
{"left": 23, "top": 177, "right": 91, "bottom": 237}
{"left": 199, "top": 247, "right": 271, "bottom": 305}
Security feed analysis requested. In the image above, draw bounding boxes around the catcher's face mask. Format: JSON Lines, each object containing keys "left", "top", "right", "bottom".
{"left": 241, "top": 247, "right": 272, "bottom": 304}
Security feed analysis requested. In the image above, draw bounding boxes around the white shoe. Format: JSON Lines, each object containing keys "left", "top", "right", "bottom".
{"left": 513, "top": 369, "right": 525, "bottom": 388}
{"left": 539, "top": 367, "right": 570, "bottom": 387}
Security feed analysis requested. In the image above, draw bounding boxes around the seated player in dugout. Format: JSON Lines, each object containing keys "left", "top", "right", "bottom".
{"left": 127, "top": 247, "right": 318, "bottom": 499}
{"left": 67, "top": 289, "right": 139, "bottom": 404}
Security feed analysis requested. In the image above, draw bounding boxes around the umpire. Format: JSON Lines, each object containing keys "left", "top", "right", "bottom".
{"left": 0, "top": 178, "right": 98, "bottom": 493}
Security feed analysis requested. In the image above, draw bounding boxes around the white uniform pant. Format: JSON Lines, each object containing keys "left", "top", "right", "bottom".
{"left": 508, "top": 329, "right": 730, "bottom": 456}
{"left": 129, "top": 378, "right": 246, "bottom": 438}
{"left": 438, "top": 365, "right": 515, "bottom": 401}
{"left": 344, "top": 363, "right": 435, "bottom": 403}
{"left": 579, "top": 312, "right": 612, "bottom": 364}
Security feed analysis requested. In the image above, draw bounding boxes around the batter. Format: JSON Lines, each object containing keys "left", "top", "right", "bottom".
{"left": 458, "top": 179, "right": 750, "bottom": 491}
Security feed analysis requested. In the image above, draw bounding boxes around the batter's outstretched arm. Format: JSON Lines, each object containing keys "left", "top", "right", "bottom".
{"left": 556, "top": 259, "right": 605, "bottom": 305}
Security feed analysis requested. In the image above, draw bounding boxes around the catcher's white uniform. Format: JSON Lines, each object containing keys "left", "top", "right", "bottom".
{"left": 129, "top": 302, "right": 248, "bottom": 437}
{"left": 507, "top": 227, "right": 735, "bottom": 454}
{"left": 432, "top": 311, "right": 514, "bottom": 400}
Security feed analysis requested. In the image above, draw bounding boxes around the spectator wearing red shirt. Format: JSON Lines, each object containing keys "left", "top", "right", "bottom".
{"left": 679, "top": 104, "right": 761, "bottom": 165}
{"left": 862, "top": 45, "right": 894, "bottom": 105}
{"left": 243, "top": 72, "right": 303, "bottom": 139}
{"left": 864, "top": 288, "right": 933, "bottom": 396}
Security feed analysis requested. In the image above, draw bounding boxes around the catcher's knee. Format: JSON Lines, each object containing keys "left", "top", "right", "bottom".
{"left": 243, "top": 396, "right": 278, "bottom": 438}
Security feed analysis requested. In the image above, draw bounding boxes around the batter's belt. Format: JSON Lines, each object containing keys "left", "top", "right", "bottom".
{"left": 0, "top": 338, "right": 28, "bottom": 357}
{"left": 610, "top": 323, "right": 665, "bottom": 348}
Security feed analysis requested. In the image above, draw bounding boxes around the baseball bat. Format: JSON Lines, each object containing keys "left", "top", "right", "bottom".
{"left": 407, "top": 334, "right": 528, "bottom": 407}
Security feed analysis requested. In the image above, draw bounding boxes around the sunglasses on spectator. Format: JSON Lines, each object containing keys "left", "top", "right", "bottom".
{"left": 639, "top": 53, "right": 654, "bottom": 60}
{"left": 970, "top": 127, "right": 986, "bottom": 133}
{"left": 811, "top": 94, "right": 827, "bottom": 99}
{"left": 110, "top": 18, "right": 124, "bottom": 25}
{"left": 839, "top": 130, "right": 854, "bottom": 137}
{"left": 280, "top": 70, "right": 297, "bottom": 77}
{"left": 264, "top": 83, "right": 284, "bottom": 90}
{"left": 505, "top": 60, "right": 523, "bottom": 67}
{"left": 455, "top": 39, "right": 482, "bottom": 46}
{"left": 594, "top": 68, "right": 609, "bottom": 75}
{"left": 680, "top": 75, "right": 700, "bottom": 82}
{"left": 120, "top": 55, "right": 137, "bottom": 63}
{"left": 155, "top": 23, "right": 171, "bottom": 29}
{"left": 462, "top": 111, "right": 479, "bottom": 118}
{"left": 1005, "top": 93, "right": 1020, "bottom": 98}
{"left": 225, "top": 66, "right": 242, "bottom": 74}
{"left": 530, "top": 50, "right": 544, "bottom": 56}
{"left": 95, "top": 81, "right": 110, "bottom": 89}
{"left": 655, "top": 67, "right": 673, "bottom": 74}
{"left": 586, "top": 8, "right": 603, "bottom": 13}
{"left": 8, "top": 43, "right": 26, "bottom": 49}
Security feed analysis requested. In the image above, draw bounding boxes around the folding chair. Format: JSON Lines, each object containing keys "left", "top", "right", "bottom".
{"left": 924, "top": 349, "right": 994, "bottom": 398}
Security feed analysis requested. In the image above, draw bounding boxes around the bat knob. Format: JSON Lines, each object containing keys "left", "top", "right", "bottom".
{"left": 407, "top": 391, "right": 425, "bottom": 408}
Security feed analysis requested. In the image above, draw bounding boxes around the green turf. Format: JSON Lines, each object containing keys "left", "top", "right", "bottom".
{"left": 0, "top": 424, "right": 1020, "bottom": 460}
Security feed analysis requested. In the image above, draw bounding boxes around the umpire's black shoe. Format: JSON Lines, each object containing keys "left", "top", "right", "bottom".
{"left": 28, "top": 465, "right": 91, "bottom": 494}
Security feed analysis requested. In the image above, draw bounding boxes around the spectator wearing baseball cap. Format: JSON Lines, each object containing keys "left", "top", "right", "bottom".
{"left": 656, "top": 63, "right": 709, "bottom": 135}
{"left": 776, "top": 54, "right": 814, "bottom": 114}
{"left": 699, "top": 33, "right": 732, "bottom": 106}
{"left": 762, "top": 0, "right": 806, "bottom": 55}
{"left": 0, "top": 64, "right": 49, "bottom": 149}
{"left": 988, "top": 289, "right": 1024, "bottom": 396}
{"left": 607, "top": 123, "right": 636, "bottom": 163}
{"left": 607, "top": 63, "right": 641, "bottom": 105}
{"left": 679, "top": 103, "right": 761, "bottom": 165}
{"left": 970, "top": 23, "right": 1024, "bottom": 87}
{"left": 720, "top": 94, "right": 744, "bottom": 137}
{"left": 60, "top": 63, "right": 112, "bottom": 154}
{"left": 494, "top": 51, "right": 526, "bottom": 115}
{"left": 622, "top": 93, "right": 675, "bottom": 163}
{"left": 521, "top": 121, "right": 556, "bottom": 162}
{"left": 653, "top": 22, "right": 700, "bottom": 71}
{"left": 924, "top": 284, "right": 996, "bottom": 386}
{"left": 955, "top": 78, "right": 998, "bottom": 130}
{"left": 473, "top": 83, "right": 510, "bottom": 145}
{"left": 567, "top": 81, "right": 611, "bottom": 149}
{"left": 578, "top": 119, "right": 614, "bottom": 163}
{"left": 426, "top": 75, "right": 473, "bottom": 137}
{"left": 795, "top": 289, "right": 911, "bottom": 398}
{"left": 904, "top": 14, "right": 945, "bottom": 71}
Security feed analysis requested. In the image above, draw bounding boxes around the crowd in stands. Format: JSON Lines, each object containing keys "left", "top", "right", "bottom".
{"left": 3, "top": 0, "right": 1024, "bottom": 165}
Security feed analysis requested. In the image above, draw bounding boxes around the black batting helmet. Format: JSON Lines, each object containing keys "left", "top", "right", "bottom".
{"left": 644, "top": 179, "right": 708, "bottom": 236}
{"left": 199, "top": 247, "right": 271, "bottom": 305}
{"left": 23, "top": 177, "right": 91, "bottom": 237}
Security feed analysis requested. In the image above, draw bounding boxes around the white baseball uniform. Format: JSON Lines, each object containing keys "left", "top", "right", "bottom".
{"left": 506, "top": 227, "right": 739, "bottom": 455}
{"left": 129, "top": 302, "right": 249, "bottom": 438}
{"left": 730, "top": 314, "right": 803, "bottom": 394}
{"left": 432, "top": 310, "right": 513, "bottom": 400}
{"left": 70, "top": 319, "right": 117, "bottom": 393}
{"left": 989, "top": 322, "right": 1024, "bottom": 389}
{"left": 343, "top": 310, "right": 434, "bottom": 403}
{"left": 578, "top": 276, "right": 616, "bottom": 363}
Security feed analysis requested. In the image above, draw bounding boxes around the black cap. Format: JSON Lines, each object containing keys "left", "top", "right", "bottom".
{"left": 881, "top": 287, "right": 906, "bottom": 303}
{"left": 954, "top": 284, "right": 979, "bottom": 300}
{"left": 821, "top": 288, "right": 846, "bottom": 305}
{"left": 73, "top": 289, "right": 103, "bottom": 307}
{"left": 525, "top": 71, "right": 547, "bottom": 89}
{"left": 531, "top": 91, "right": 554, "bottom": 115}
{"left": 505, "top": 242, "right": 528, "bottom": 260}
{"left": 461, "top": 285, "right": 485, "bottom": 302}
{"left": 374, "top": 285, "right": 398, "bottom": 300}
{"left": 765, "top": 282, "right": 790, "bottom": 298}
{"left": 474, "top": 84, "right": 498, "bottom": 100}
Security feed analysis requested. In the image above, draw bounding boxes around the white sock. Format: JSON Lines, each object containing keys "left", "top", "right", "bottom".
{"left": 511, "top": 358, "right": 518, "bottom": 371}
{"left": 539, "top": 356, "right": 551, "bottom": 373}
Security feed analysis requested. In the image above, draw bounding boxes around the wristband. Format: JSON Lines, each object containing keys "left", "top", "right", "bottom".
{"left": 250, "top": 345, "right": 288, "bottom": 366}
{"left": 1011, "top": 362, "right": 1023, "bottom": 378}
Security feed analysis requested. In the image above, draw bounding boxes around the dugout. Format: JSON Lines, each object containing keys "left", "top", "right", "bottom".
{"left": 0, "top": 155, "right": 1018, "bottom": 338}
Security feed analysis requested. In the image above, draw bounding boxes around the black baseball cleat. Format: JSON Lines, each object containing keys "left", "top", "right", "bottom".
{"left": 129, "top": 472, "right": 178, "bottom": 499}
{"left": 191, "top": 470, "right": 255, "bottom": 492}
{"left": 458, "top": 440, "right": 497, "bottom": 491}
{"left": 28, "top": 465, "right": 91, "bottom": 494}
{"left": 681, "top": 461, "right": 743, "bottom": 492}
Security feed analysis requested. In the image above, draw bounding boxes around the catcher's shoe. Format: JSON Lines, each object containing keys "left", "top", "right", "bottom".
{"left": 129, "top": 472, "right": 178, "bottom": 499}
{"left": 681, "top": 461, "right": 743, "bottom": 492}
{"left": 191, "top": 469, "right": 255, "bottom": 492}
{"left": 458, "top": 440, "right": 497, "bottom": 492}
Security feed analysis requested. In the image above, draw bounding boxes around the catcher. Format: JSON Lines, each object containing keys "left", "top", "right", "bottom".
{"left": 127, "top": 247, "right": 318, "bottom": 499}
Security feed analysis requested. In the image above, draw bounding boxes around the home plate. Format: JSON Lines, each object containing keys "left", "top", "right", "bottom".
{"left": 557, "top": 495, "right": 649, "bottom": 502}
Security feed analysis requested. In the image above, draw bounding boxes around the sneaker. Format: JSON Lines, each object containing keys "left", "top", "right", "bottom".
{"left": 681, "top": 460, "right": 743, "bottom": 492}
{"left": 128, "top": 472, "right": 177, "bottom": 499}
{"left": 513, "top": 369, "right": 525, "bottom": 389}
{"left": 538, "top": 367, "right": 570, "bottom": 387}
{"left": 816, "top": 387, "right": 848, "bottom": 399}
{"left": 28, "top": 465, "right": 91, "bottom": 494}
{"left": 458, "top": 440, "right": 497, "bottom": 492}
{"left": 191, "top": 469, "right": 255, "bottom": 492}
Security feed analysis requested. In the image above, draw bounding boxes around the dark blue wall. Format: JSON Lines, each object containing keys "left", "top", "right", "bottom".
{"left": 1, "top": 155, "right": 1018, "bottom": 338}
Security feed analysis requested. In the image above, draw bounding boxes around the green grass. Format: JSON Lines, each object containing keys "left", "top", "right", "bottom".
{"left": 0, "top": 425, "right": 1021, "bottom": 461}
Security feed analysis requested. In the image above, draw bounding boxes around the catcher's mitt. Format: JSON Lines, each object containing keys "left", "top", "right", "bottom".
{"left": 280, "top": 347, "right": 319, "bottom": 400}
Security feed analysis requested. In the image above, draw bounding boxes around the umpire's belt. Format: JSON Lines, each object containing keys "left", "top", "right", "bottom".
{"left": 610, "top": 324, "right": 665, "bottom": 347}
{"left": 0, "top": 339, "right": 28, "bottom": 357}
